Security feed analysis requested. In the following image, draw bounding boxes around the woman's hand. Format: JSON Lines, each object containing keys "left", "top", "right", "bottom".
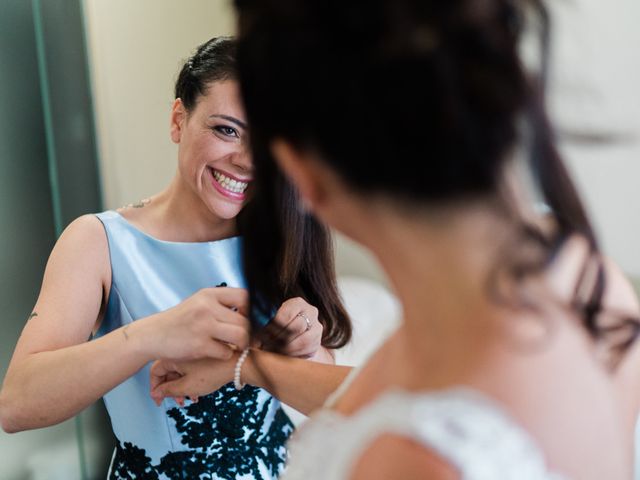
{"left": 260, "top": 297, "right": 324, "bottom": 358}
{"left": 133, "top": 287, "right": 250, "bottom": 362}
{"left": 149, "top": 355, "right": 237, "bottom": 405}
{"left": 148, "top": 296, "right": 327, "bottom": 405}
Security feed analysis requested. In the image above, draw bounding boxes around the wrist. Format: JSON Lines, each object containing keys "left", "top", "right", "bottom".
{"left": 241, "top": 348, "right": 266, "bottom": 390}
{"left": 233, "top": 348, "right": 251, "bottom": 390}
{"left": 121, "top": 317, "right": 155, "bottom": 362}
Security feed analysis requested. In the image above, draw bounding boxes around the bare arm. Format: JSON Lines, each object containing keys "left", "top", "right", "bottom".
{"left": 244, "top": 349, "right": 350, "bottom": 414}
{"left": 150, "top": 349, "right": 352, "bottom": 415}
{"left": 0, "top": 216, "right": 250, "bottom": 432}
{"left": 0, "top": 215, "right": 147, "bottom": 431}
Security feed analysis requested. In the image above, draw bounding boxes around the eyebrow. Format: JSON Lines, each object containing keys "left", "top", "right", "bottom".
{"left": 209, "top": 114, "right": 247, "bottom": 130}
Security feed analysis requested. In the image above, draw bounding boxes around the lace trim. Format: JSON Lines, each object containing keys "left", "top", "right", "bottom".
{"left": 283, "top": 388, "right": 565, "bottom": 480}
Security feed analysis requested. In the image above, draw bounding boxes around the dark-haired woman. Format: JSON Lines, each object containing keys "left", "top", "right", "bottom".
{"left": 0, "top": 37, "right": 350, "bottom": 479}
{"left": 222, "top": 1, "right": 639, "bottom": 478}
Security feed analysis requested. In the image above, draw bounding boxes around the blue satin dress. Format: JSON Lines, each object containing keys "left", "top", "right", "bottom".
{"left": 93, "top": 211, "right": 293, "bottom": 480}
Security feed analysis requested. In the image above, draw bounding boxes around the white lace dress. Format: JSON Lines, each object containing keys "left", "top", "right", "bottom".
{"left": 281, "top": 388, "right": 566, "bottom": 480}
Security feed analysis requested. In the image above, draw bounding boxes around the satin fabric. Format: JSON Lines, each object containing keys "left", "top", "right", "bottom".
{"left": 93, "top": 211, "right": 292, "bottom": 479}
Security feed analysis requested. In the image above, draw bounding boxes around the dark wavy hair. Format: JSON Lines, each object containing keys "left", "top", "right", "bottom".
{"left": 175, "top": 36, "right": 237, "bottom": 111}
{"left": 234, "top": 0, "right": 639, "bottom": 365}
{"left": 175, "top": 36, "right": 352, "bottom": 349}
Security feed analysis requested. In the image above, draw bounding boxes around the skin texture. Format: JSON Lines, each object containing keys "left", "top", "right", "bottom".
{"left": 351, "top": 435, "right": 459, "bottom": 480}
{"left": 0, "top": 80, "right": 336, "bottom": 433}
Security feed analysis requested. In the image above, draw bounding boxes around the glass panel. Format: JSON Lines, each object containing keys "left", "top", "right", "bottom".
{"left": 0, "top": 1, "right": 75, "bottom": 478}
{"left": 0, "top": 0, "right": 110, "bottom": 477}
{"left": 32, "top": 0, "right": 113, "bottom": 477}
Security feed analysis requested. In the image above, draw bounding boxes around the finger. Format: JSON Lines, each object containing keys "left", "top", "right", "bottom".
{"left": 150, "top": 361, "right": 178, "bottom": 391}
{"left": 151, "top": 391, "right": 186, "bottom": 407}
{"left": 258, "top": 321, "right": 287, "bottom": 345}
{"left": 154, "top": 375, "right": 197, "bottom": 400}
{"left": 203, "top": 339, "right": 237, "bottom": 360}
{"left": 208, "top": 322, "right": 250, "bottom": 350}
{"left": 285, "top": 313, "right": 313, "bottom": 342}
{"left": 149, "top": 363, "right": 165, "bottom": 393}
{"left": 212, "top": 304, "right": 252, "bottom": 330}
{"left": 150, "top": 362, "right": 181, "bottom": 403}
{"left": 207, "top": 287, "right": 250, "bottom": 316}
{"left": 259, "top": 303, "right": 314, "bottom": 351}
{"left": 271, "top": 297, "right": 313, "bottom": 326}
{"left": 152, "top": 362, "right": 182, "bottom": 378}
{"left": 165, "top": 371, "right": 183, "bottom": 384}
{"left": 151, "top": 381, "right": 165, "bottom": 403}
{"left": 266, "top": 299, "right": 296, "bottom": 336}
{"left": 151, "top": 393, "right": 163, "bottom": 406}
{"left": 264, "top": 314, "right": 298, "bottom": 342}
{"left": 268, "top": 307, "right": 310, "bottom": 343}
{"left": 279, "top": 329, "right": 322, "bottom": 357}
{"left": 150, "top": 360, "right": 173, "bottom": 378}
{"left": 270, "top": 302, "right": 296, "bottom": 328}
{"left": 262, "top": 318, "right": 311, "bottom": 352}
{"left": 258, "top": 327, "right": 294, "bottom": 352}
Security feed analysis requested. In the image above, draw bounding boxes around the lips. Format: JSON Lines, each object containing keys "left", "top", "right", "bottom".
{"left": 209, "top": 168, "right": 251, "bottom": 200}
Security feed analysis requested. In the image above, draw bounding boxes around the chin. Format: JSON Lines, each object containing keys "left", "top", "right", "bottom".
{"left": 208, "top": 203, "right": 244, "bottom": 221}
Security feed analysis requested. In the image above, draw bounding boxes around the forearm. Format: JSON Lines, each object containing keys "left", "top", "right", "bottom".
{"left": 0, "top": 324, "right": 151, "bottom": 432}
{"left": 243, "top": 349, "right": 352, "bottom": 415}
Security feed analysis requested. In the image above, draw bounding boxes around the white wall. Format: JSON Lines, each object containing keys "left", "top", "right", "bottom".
{"left": 548, "top": 0, "right": 640, "bottom": 276}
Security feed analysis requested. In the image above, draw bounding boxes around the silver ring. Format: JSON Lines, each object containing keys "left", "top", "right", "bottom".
{"left": 296, "top": 312, "right": 312, "bottom": 332}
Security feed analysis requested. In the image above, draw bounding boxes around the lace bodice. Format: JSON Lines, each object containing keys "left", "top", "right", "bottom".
{"left": 282, "top": 388, "right": 565, "bottom": 480}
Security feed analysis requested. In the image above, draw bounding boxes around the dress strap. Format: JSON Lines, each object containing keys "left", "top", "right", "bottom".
{"left": 396, "top": 389, "right": 565, "bottom": 480}
{"left": 323, "top": 365, "right": 361, "bottom": 409}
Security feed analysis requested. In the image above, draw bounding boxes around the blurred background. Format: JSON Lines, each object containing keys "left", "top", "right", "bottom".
{"left": 0, "top": 0, "right": 638, "bottom": 478}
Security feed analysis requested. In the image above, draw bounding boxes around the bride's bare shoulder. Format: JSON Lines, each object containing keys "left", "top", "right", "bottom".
{"left": 350, "top": 433, "right": 458, "bottom": 480}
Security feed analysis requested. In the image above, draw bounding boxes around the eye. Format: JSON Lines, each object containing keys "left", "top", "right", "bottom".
{"left": 213, "top": 125, "right": 239, "bottom": 138}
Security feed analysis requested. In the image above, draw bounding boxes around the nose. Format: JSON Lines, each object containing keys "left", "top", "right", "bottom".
{"left": 230, "top": 148, "right": 253, "bottom": 175}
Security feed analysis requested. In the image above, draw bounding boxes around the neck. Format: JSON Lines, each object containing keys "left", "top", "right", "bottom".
{"left": 152, "top": 171, "right": 238, "bottom": 242}
{"left": 364, "top": 201, "right": 514, "bottom": 378}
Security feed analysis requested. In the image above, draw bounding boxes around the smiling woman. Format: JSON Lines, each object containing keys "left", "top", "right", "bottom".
{"left": 169, "top": 79, "right": 253, "bottom": 224}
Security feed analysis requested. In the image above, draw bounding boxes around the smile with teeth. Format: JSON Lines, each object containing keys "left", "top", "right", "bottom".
{"left": 212, "top": 170, "right": 249, "bottom": 194}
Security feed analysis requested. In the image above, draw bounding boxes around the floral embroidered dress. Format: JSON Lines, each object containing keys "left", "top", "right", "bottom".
{"left": 93, "top": 211, "right": 293, "bottom": 480}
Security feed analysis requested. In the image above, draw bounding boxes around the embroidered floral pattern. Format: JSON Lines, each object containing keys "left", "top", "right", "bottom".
{"left": 110, "top": 384, "right": 293, "bottom": 479}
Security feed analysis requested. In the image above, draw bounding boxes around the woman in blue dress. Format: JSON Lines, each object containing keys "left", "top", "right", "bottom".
{"left": 0, "top": 37, "right": 351, "bottom": 479}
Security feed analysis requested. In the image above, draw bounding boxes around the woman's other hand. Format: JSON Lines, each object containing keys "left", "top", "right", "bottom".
{"left": 149, "top": 355, "right": 236, "bottom": 405}
{"left": 134, "top": 287, "right": 250, "bottom": 362}
{"left": 260, "top": 297, "right": 324, "bottom": 359}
